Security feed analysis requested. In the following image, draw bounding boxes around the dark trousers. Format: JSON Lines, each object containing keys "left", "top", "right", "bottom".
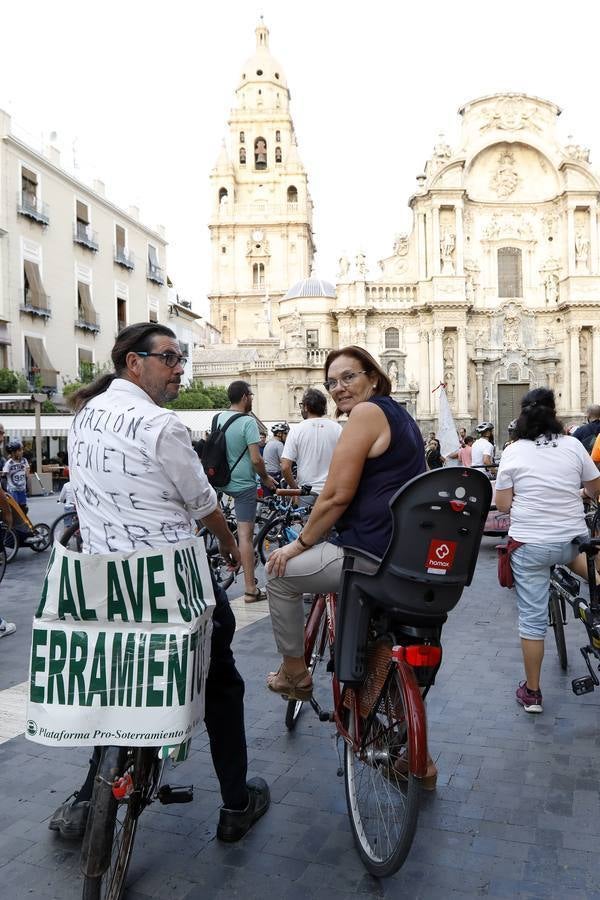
{"left": 79, "top": 580, "right": 248, "bottom": 810}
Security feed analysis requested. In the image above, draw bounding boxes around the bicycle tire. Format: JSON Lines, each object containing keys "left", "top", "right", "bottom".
{"left": 549, "top": 586, "right": 568, "bottom": 671}
{"left": 590, "top": 509, "right": 600, "bottom": 539}
{"left": 285, "top": 595, "right": 328, "bottom": 730}
{"left": 256, "top": 516, "right": 290, "bottom": 565}
{"left": 28, "top": 523, "right": 51, "bottom": 552}
{"left": 81, "top": 746, "right": 155, "bottom": 900}
{"left": 0, "top": 545, "right": 6, "bottom": 584}
{"left": 200, "top": 529, "right": 236, "bottom": 591}
{"left": 3, "top": 528, "right": 18, "bottom": 563}
{"left": 59, "top": 522, "right": 83, "bottom": 552}
{"left": 50, "top": 512, "right": 77, "bottom": 545}
{"left": 344, "top": 667, "right": 421, "bottom": 878}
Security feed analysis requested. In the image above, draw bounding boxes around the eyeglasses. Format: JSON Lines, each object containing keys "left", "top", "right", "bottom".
{"left": 323, "top": 370, "right": 367, "bottom": 392}
{"left": 135, "top": 351, "right": 188, "bottom": 368}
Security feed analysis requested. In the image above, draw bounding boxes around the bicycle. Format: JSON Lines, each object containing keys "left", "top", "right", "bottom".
{"left": 549, "top": 539, "right": 600, "bottom": 694}
{"left": 1, "top": 493, "right": 51, "bottom": 561}
{"left": 49, "top": 507, "right": 79, "bottom": 545}
{"left": 254, "top": 486, "right": 312, "bottom": 564}
{"left": 273, "top": 468, "right": 492, "bottom": 877}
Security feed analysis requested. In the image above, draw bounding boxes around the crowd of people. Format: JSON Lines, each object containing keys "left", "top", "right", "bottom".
{"left": 2, "top": 322, "right": 600, "bottom": 848}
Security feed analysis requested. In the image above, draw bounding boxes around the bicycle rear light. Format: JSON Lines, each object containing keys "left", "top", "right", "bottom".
{"left": 112, "top": 773, "right": 134, "bottom": 799}
{"left": 392, "top": 645, "right": 442, "bottom": 667}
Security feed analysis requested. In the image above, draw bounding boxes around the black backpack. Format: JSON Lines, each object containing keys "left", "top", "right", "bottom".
{"left": 580, "top": 429, "right": 600, "bottom": 454}
{"left": 200, "top": 413, "right": 248, "bottom": 488}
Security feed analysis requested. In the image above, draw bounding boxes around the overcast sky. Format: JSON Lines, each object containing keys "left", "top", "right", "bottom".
{"left": 2, "top": 0, "right": 600, "bottom": 316}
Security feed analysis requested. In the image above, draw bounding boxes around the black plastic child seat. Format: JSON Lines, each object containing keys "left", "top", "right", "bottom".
{"left": 335, "top": 467, "right": 493, "bottom": 684}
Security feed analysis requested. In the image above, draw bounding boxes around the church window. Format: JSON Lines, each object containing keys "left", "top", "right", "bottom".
{"left": 275, "top": 146, "right": 282, "bottom": 163}
{"left": 306, "top": 329, "right": 319, "bottom": 349}
{"left": 385, "top": 327, "right": 400, "bottom": 349}
{"left": 275, "top": 130, "right": 281, "bottom": 142}
{"left": 239, "top": 147, "right": 246, "bottom": 165}
{"left": 257, "top": 69, "right": 263, "bottom": 76}
{"left": 275, "top": 72, "right": 280, "bottom": 79}
{"left": 287, "top": 185, "right": 298, "bottom": 204}
{"left": 252, "top": 262, "right": 265, "bottom": 288}
{"left": 254, "top": 137, "right": 267, "bottom": 169}
{"left": 497, "top": 247, "right": 522, "bottom": 297}
{"left": 239, "top": 131, "right": 245, "bottom": 143}
{"left": 218, "top": 188, "right": 228, "bottom": 203}
{"left": 221, "top": 246, "right": 227, "bottom": 254}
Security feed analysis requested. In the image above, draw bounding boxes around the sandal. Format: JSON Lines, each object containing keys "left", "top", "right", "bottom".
{"left": 266, "top": 665, "right": 313, "bottom": 701}
{"left": 243, "top": 588, "right": 266, "bottom": 604}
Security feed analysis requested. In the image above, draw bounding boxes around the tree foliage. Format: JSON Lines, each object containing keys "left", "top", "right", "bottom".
{"left": 167, "top": 380, "right": 228, "bottom": 410}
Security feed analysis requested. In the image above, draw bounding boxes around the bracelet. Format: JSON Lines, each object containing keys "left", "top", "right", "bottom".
{"left": 297, "top": 533, "right": 314, "bottom": 550}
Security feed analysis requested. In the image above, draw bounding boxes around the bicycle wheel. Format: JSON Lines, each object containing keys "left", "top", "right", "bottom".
{"left": 549, "top": 586, "right": 568, "bottom": 671}
{"left": 256, "top": 516, "right": 289, "bottom": 564}
{"left": 59, "top": 522, "right": 83, "bottom": 552}
{"left": 201, "top": 530, "right": 236, "bottom": 591}
{"left": 591, "top": 509, "right": 600, "bottom": 539}
{"left": 0, "top": 544, "right": 6, "bottom": 584}
{"left": 3, "top": 528, "right": 18, "bottom": 563}
{"left": 344, "top": 667, "right": 421, "bottom": 878}
{"left": 28, "top": 523, "right": 51, "bottom": 552}
{"left": 81, "top": 746, "right": 155, "bottom": 900}
{"left": 50, "top": 512, "right": 76, "bottom": 545}
{"left": 285, "top": 595, "right": 327, "bottom": 730}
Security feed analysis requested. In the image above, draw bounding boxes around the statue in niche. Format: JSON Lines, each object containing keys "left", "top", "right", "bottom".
{"left": 433, "top": 133, "right": 452, "bottom": 159}
{"left": 338, "top": 254, "right": 350, "bottom": 278}
{"left": 388, "top": 361, "right": 399, "bottom": 393}
{"left": 490, "top": 149, "right": 519, "bottom": 199}
{"left": 580, "top": 370, "right": 589, "bottom": 408}
{"left": 575, "top": 230, "right": 589, "bottom": 269}
{"left": 504, "top": 308, "right": 522, "bottom": 348}
{"left": 445, "top": 370, "right": 455, "bottom": 403}
{"left": 465, "top": 275, "right": 475, "bottom": 302}
{"left": 355, "top": 251, "right": 368, "bottom": 277}
{"left": 544, "top": 272, "right": 559, "bottom": 303}
{"left": 440, "top": 228, "right": 455, "bottom": 275}
{"left": 543, "top": 327, "right": 554, "bottom": 346}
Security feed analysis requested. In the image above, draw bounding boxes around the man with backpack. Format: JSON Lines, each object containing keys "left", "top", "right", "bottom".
{"left": 210, "top": 381, "right": 277, "bottom": 602}
{"left": 573, "top": 405, "right": 600, "bottom": 453}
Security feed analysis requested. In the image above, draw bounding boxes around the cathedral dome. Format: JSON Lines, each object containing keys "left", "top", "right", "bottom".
{"left": 282, "top": 277, "right": 336, "bottom": 301}
{"left": 239, "top": 20, "right": 288, "bottom": 90}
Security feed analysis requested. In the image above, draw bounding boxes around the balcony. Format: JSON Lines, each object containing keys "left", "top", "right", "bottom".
{"left": 17, "top": 192, "right": 49, "bottom": 226}
{"left": 147, "top": 261, "right": 165, "bottom": 285}
{"left": 75, "top": 310, "right": 100, "bottom": 334}
{"left": 20, "top": 290, "right": 51, "bottom": 319}
{"left": 114, "top": 247, "right": 135, "bottom": 270}
{"left": 73, "top": 223, "right": 99, "bottom": 252}
{"left": 306, "top": 347, "right": 330, "bottom": 366}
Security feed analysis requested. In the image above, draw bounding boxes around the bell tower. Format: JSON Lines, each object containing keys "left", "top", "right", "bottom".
{"left": 208, "top": 20, "right": 315, "bottom": 345}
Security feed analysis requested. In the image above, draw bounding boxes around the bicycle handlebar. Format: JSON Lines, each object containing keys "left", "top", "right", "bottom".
{"left": 276, "top": 484, "right": 312, "bottom": 497}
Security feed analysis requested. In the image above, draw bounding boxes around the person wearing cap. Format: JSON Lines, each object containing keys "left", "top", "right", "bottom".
{"left": 263, "top": 423, "right": 289, "bottom": 485}
{"left": 3, "top": 440, "right": 29, "bottom": 515}
{"left": 502, "top": 419, "right": 518, "bottom": 450}
{"left": 471, "top": 422, "right": 495, "bottom": 473}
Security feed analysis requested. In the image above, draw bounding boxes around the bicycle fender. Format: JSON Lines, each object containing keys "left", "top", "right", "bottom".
{"left": 80, "top": 746, "right": 127, "bottom": 878}
{"left": 394, "top": 659, "right": 428, "bottom": 779}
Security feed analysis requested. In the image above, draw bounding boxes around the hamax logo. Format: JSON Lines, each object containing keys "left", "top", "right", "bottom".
{"left": 426, "top": 539, "right": 458, "bottom": 574}
{"left": 26, "top": 720, "right": 38, "bottom": 736}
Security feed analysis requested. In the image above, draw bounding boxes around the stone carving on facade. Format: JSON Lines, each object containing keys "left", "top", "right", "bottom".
{"left": 482, "top": 213, "right": 535, "bottom": 241}
{"left": 440, "top": 228, "right": 456, "bottom": 275}
{"left": 393, "top": 233, "right": 409, "bottom": 256}
{"left": 442, "top": 332, "right": 456, "bottom": 402}
{"left": 575, "top": 229, "right": 589, "bottom": 271}
{"left": 479, "top": 96, "right": 542, "bottom": 133}
{"left": 503, "top": 304, "right": 523, "bottom": 349}
{"left": 355, "top": 251, "right": 368, "bottom": 278}
{"left": 337, "top": 253, "right": 350, "bottom": 278}
{"left": 490, "top": 149, "right": 520, "bottom": 199}
{"left": 433, "top": 133, "right": 452, "bottom": 159}
{"left": 544, "top": 272, "right": 559, "bottom": 303}
{"left": 246, "top": 237, "right": 270, "bottom": 257}
{"left": 542, "top": 208, "right": 559, "bottom": 241}
{"left": 388, "top": 361, "right": 399, "bottom": 392}
{"left": 565, "top": 136, "right": 590, "bottom": 163}
{"left": 580, "top": 328, "right": 590, "bottom": 408}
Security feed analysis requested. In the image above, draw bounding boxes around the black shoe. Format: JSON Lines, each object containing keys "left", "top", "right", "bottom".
{"left": 216, "top": 777, "right": 270, "bottom": 843}
{"left": 48, "top": 793, "right": 90, "bottom": 839}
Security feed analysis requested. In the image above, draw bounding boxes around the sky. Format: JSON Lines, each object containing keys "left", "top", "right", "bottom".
{"left": 2, "top": 0, "right": 600, "bottom": 317}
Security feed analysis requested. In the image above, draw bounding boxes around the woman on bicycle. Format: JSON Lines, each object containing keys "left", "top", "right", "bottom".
{"left": 495, "top": 388, "right": 600, "bottom": 714}
{"left": 266, "top": 346, "right": 425, "bottom": 699}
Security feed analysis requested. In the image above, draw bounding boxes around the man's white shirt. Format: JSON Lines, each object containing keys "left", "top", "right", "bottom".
{"left": 68, "top": 379, "right": 217, "bottom": 553}
{"left": 281, "top": 417, "right": 342, "bottom": 493}
{"left": 471, "top": 437, "right": 494, "bottom": 468}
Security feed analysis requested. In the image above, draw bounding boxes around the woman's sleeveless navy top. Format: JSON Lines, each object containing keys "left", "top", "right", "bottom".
{"left": 331, "top": 396, "right": 426, "bottom": 557}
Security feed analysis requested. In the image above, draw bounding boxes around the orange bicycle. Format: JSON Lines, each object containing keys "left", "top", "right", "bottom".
{"left": 278, "top": 468, "right": 491, "bottom": 877}
{"left": 1, "top": 492, "right": 51, "bottom": 561}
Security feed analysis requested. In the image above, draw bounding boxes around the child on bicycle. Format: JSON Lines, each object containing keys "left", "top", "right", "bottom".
{"left": 3, "top": 440, "right": 30, "bottom": 520}
{"left": 58, "top": 479, "right": 76, "bottom": 530}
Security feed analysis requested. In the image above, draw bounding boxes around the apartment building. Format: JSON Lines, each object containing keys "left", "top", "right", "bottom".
{"left": 0, "top": 109, "right": 169, "bottom": 394}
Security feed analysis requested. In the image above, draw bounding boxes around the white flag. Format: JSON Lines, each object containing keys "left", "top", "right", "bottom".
{"left": 437, "top": 387, "right": 460, "bottom": 459}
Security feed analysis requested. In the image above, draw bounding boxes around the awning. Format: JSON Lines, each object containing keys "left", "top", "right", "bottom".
{"left": 24, "top": 336, "right": 58, "bottom": 390}
{"left": 23, "top": 260, "right": 48, "bottom": 309}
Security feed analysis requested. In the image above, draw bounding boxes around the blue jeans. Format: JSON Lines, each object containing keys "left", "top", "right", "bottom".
{"left": 511, "top": 534, "right": 586, "bottom": 639}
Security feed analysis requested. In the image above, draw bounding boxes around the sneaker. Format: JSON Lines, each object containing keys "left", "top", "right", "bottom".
{"left": 48, "top": 793, "right": 90, "bottom": 839}
{"left": 516, "top": 681, "right": 543, "bottom": 713}
{"left": 216, "top": 777, "right": 270, "bottom": 842}
{"left": 0, "top": 621, "right": 16, "bottom": 638}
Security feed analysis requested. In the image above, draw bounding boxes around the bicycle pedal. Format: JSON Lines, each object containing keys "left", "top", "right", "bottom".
{"left": 158, "top": 784, "right": 194, "bottom": 804}
{"left": 326, "top": 659, "right": 335, "bottom": 673}
{"left": 571, "top": 676, "right": 595, "bottom": 695}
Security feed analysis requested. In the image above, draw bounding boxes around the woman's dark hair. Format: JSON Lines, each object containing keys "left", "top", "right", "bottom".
{"left": 324, "top": 345, "right": 391, "bottom": 417}
{"left": 515, "top": 387, "right": 564, "bottom": 440}
{"left": 302, "top": 388, "right": 327, "bottom": 416}
{"left": 68, "top": 323, "right": 177, "bottom": 412}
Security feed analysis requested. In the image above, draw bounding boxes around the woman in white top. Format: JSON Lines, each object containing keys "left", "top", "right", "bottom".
{"left": 495, "top": 388, "right": 600, "bottom": 714}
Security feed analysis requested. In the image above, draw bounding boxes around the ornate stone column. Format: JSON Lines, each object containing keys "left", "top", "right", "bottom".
{"left": 454, "top": 202, "right": 464, "bottom": 276}
{"left": 475, "top": 361, "right": 484, "bottom": 422}
{"left": 432, "top": 206, "right": 440, "bottom": 276}
{"left": 432, "top": 327, "right": 444, "bottom": 405}
{"left": 418, "top": 213, "right": 427, "bottom": 280}
{"left": 569, "top": 324, "right": 581, "bottom": 412}
{"left": 456, "top": 326, "right": 468, "bottom": 416}
{"left": 567, "top": 207, "right": 576, "bottom": 274}
{"left": 593, "top": 325, "right": 600, "bottom": 400}
{"left": 419, "top": 327, "right": 431, "bottom": 416}
{"left": 428, "top": 332, "right": 435, "bottom": 413}
{"left": 589, "top": 204, "right": 598, "bottom": 276}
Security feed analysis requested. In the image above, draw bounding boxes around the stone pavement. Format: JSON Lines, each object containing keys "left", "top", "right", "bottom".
{"left": 0, "top": 503, "right": 599, "bottom": 899}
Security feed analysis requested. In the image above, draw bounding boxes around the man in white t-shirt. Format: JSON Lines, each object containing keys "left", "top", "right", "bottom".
{"left": 49, "top": 323, "right": 269, "bottom": 844}
{"left": 281, "top": 388, "right": 342, "bottom": 504}
{"left": 471, "top": 422, "right": 496, "bottom": 472}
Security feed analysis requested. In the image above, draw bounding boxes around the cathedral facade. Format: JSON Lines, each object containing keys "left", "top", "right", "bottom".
{"left": 195, "top": 24, "right": 600, "bottom": 437}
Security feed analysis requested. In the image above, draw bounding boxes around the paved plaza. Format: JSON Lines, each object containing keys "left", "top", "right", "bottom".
{"left": 0, "top": 496, "right": 599, "bottom": 899}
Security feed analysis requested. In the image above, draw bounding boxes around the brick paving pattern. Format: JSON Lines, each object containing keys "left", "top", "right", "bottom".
{"left": 0, "top": 500, "right": 599, "bottom": 898}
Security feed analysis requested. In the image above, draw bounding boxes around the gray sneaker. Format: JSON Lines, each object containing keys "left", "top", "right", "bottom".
{"left": 0, "top": 621, "right": 16, "bottom": 638}
{"left": 48, "top": 794, "right": 90, "bottom": 839}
